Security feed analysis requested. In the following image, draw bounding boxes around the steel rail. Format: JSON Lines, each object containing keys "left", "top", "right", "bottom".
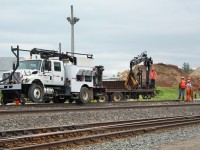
{"left": 0, "top": 103, "right": 200, "bottom": 115}
{"left": 0, "top": 115, "right": 191, "bottom": 138}
{"left": 0, "top": 99, "right": 183, "bottom": 108}
{"left": 1, "top": 115, "right": 200, "bottom": 149}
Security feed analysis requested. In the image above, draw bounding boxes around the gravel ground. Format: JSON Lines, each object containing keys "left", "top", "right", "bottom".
{"left": 0, "top": 105, "right": 200, "bottom": 149}
{"left": 0, "top": 106, "right": 200, "bottom": 130}
{"left": 78, "top": 125, "right": 200, "bottom": 150}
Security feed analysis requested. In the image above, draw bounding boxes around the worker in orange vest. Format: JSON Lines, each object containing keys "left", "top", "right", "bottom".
{"left": 187, "top": 76, "right": 194, "bottom": 100}
{"left": 149, "top": 67, "right": 157, "bottom": 88}
{"left": 186, "top": 80, "right": 192, "bottom": 102}
{"left": 179, "top": 77, "right": 186, "bottom": 100}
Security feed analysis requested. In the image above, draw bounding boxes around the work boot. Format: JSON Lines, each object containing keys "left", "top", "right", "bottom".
{"left": 182, "top": 96, "right": 185, "bottom": 101}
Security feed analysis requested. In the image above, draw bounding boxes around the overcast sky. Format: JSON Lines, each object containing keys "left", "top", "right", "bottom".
{"left": 0, "top": 0, "right": 200, "bottom": 76}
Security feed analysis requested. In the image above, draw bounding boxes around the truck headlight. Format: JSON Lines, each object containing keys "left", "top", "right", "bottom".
{"left": 22, "top": 78, "right": 30, "bottom": 83}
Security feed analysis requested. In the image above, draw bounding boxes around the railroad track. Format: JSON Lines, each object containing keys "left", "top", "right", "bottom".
{"left": 1, "top": 115, "right": 200, "bottom": 150}
{"left": 0, "top": 103, "right": 200, "bottom": 115}
{"left": 0, "top": 100, "right": 184, "bottom": 108}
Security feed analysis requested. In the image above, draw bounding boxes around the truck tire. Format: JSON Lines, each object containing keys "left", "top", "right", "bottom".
{"left": 111, "top": 92, "right": 123, "bottom": 101}
{"left": 98, "top": 95, "right": 108, "bottom": 102}
{"left": 76, "top": 87, "right": 91, "bottom": 104}
{"left": 28, "top": 84, "right": 44, "bottom": 103}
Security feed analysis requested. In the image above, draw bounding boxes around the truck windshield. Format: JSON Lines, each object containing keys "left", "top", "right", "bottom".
{"left": 18, "top": 60, "right": 42, "bottom": 70}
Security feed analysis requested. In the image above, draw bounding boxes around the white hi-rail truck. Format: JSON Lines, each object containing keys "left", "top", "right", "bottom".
{"left": 0, "top": 46, "right": 105, "bottom": 105}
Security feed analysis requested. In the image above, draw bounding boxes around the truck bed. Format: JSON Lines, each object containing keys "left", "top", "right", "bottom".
{"left": 103, "top": 80, "right": 126, "bottom": 89}
{"left": 102, "top": 80, "right": 155, "bottom": 92}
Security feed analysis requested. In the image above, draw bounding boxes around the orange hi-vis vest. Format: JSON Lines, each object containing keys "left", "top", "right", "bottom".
{"left": 150, "top": 71, "right": 157, "bottom": 80}
{"left": 179, "top": 80, "right": 186, "bottom": 89}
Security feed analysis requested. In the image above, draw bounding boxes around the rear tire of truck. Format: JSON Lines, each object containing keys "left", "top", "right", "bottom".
{"left": 28, "top": 84, "right": 45, "bottom": 103}
{"left": 76, "top": 87, "right": 91, "bottom": 104}
{"left": 98, "top": 95, "right": 108, "bottom": 102}
{"left": 111, "top": 92, "right": 123, "bottom": 101}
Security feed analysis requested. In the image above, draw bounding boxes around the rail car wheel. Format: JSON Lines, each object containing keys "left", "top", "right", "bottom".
{"left": 132, "top": 93, "right": 139, "bottom": 99}
{"left": 20, "top": 94, "right": 26, "bottom": 105}
{"left": 52, "top": 96, "right": 66, "bottom": 103}
{"left": 147, "top": 93, "right": 152, "bottom": 99}
{"left": 76, "top": 87, "right": 91, "bottom": 104}
{"left": 44, "top": 98, "right": 51, "bottom": 103}
{"left": 58, "top": 99, "right": 66, "bottom": 103}
{"left": 111, "top": 92, "right": 123, "bottom": 101}
{"left": 98, "top": 95, "right": 108, "bottom": 102}
{"left": 28, "top": 84, "right": 45, "bottom": 103}
{"left": 69, "top": 99, "right": 74, "bottom": 103}
{"left": 52, "top": 96, "right": 59, "bottom": 103}
{"left": 142, "top": 93, "right": 148, "bottom": 99}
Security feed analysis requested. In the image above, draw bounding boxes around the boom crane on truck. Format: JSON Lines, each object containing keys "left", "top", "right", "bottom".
{"left": 124, "top": 51, "right": 153, "bottom": 90}
{"left": 102, "top": 51, "right": 155, "bottom": 102}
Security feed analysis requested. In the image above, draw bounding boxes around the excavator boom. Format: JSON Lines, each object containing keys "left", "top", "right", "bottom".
{"left": 124, "top": 51, "right": 153, "bottom": 90}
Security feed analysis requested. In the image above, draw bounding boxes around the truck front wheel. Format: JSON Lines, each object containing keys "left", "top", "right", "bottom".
{"left": 28, "top": 84, "right": 44, "bottom": 103}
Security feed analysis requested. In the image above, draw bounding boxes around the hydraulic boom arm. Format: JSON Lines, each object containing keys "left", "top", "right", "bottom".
{"left": 124, "top": 51, "right": 153, "bottom": 90}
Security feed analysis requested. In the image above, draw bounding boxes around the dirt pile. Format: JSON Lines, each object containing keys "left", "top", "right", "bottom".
{"left": 120, "top": 63, "right": 186, "bottom": 87}
{"left": 189, "top": 67, "right": 200, "bottom": 87}
{"left": 190, "top": 67, "right": 200, "bottom": 78}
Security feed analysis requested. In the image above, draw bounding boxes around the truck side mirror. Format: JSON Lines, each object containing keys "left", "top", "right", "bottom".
{"left": 43, "top": 60, "right": 51, "bottom": 72}
{"left": 41, "top": 61, "right": 45, "bottom": 72}
{"left": 13, "top": 63, "right": 16, "bottom": 70}
{"left": 47, "top": 61, "right": 51, "bottom": 71}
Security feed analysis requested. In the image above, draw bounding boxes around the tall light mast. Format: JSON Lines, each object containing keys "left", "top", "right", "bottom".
{"left": 67, "top": 5, "right": 79, "bottom": 56}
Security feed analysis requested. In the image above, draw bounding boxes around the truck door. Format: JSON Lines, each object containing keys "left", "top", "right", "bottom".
{"left": 52, "top": 61, "right": 65, "bottom": 86}
{"left": 40, "top": 60, "right": 53, "bottom": 85}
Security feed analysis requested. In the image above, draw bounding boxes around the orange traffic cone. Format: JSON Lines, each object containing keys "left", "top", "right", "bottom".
{"left": 15, "top": 98, "right": 20, "bottom": 105}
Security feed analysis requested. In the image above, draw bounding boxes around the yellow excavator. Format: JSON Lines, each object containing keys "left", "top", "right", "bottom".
{"left": 124, "top": 51, "right": 153, "bottom": 90}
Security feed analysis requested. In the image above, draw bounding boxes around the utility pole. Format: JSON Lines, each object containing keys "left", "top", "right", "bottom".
{"left": 67, "top": 5, "right": 79, "bottom": 56}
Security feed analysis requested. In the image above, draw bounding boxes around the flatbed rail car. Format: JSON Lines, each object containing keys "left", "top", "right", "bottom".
{"left": 101, "top": 80, "right": 155, "bottom": 102}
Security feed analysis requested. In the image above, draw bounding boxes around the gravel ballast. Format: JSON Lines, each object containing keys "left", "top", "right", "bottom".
{"left": 1, "top": 105, "right": 200, "bottom": 149}
{"left": 78, "top": 125, "right": 200, "bottom": 150}
{"left": 0, "top": 106, "right": 200, "bottom": 130}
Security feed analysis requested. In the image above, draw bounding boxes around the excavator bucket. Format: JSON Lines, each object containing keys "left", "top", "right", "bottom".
{"left": 124, "top": 72, "right": 138, "bottom": 90}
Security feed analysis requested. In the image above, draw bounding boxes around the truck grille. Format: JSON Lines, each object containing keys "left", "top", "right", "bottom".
{"left": 2, "top": 72, "right": 21, "bottom": 84}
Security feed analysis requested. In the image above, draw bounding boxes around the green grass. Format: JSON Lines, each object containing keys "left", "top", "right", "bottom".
{"left": 153, "top": 86, "right": 200, "bottom": 100}
{"left": 153, "top": 86, "right": 180, "bottom": 100}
